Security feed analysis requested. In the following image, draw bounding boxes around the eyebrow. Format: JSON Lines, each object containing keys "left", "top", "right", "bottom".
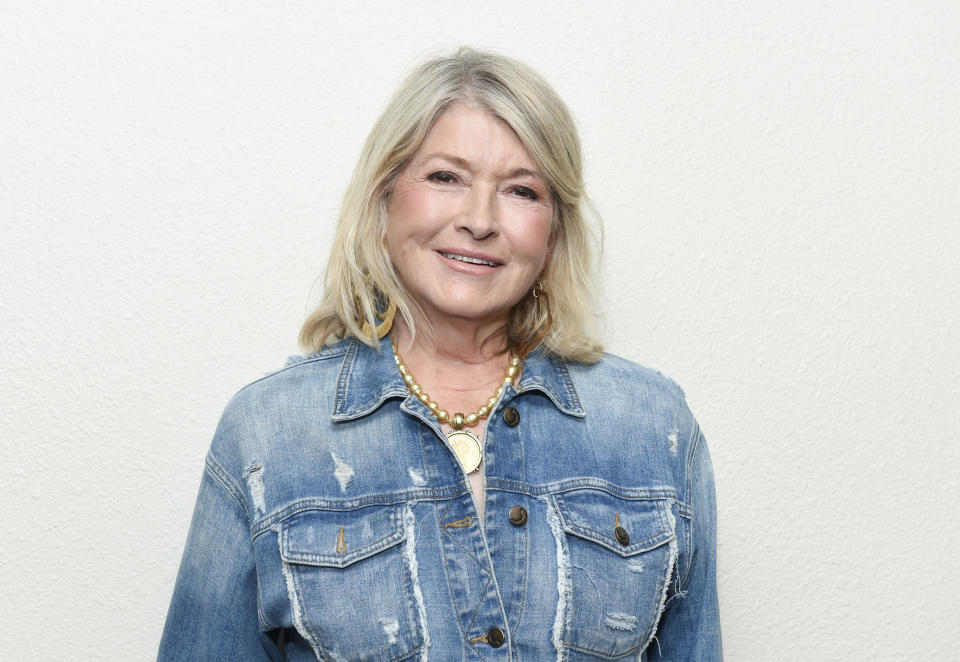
{"left": 421, "top": 152, "right": 543, "bottom": 180}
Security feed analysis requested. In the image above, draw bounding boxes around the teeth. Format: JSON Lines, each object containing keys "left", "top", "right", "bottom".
{"left": 441, "top": 252, "right": 499, "bottom": 267}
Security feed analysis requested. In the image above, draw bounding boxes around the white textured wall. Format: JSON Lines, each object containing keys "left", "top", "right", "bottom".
{"left": 2, "top": 2, "right": 958, "bottom": 659}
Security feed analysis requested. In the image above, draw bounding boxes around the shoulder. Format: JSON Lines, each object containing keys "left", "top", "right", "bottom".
{"left": 238, "top": 338, "right": 351, "bottom": 402}
{"left": 205, "top": 339, "right": 352, "bottom": 476}
{"left": 567, "top": 351, "right": 688, "bottom": 410}
{"left": 224, "top": 338, "right": 351, "bottom": 417}
{"left": 566, "top": 352, "right": 704, "bottom": 487}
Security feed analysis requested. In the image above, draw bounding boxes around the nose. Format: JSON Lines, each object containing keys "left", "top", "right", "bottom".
{"left": 456, "top": 184, "right": 496, "bottom": 240}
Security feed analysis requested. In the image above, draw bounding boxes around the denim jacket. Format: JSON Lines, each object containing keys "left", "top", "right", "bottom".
{"left": 159, "top": 335, "right": 721, "bottom": 661}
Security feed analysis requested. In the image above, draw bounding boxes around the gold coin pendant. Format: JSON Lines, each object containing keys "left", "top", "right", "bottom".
{"left": 446, "top": 429, "right": 482, "bottom": 474}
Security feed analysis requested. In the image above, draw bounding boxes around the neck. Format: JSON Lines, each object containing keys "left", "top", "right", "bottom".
{"left": 393, "top": 313, "right": 509, "bottom": 365}
{"left": 391, "top": 317, "right": 513, "bottom": 408}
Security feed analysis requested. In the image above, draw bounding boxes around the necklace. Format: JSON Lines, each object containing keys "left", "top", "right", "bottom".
{"left": 392, "top": 339, "right": 521, "bottom": 473}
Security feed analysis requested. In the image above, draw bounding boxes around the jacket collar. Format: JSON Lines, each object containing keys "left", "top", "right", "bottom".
{"left": 331, "top": 334, "right": 585, "bottom": 422}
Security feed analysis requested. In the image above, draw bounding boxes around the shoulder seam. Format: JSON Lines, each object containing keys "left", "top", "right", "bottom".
{"left": 204, "top": 451, "right": 250, "bottom": 519}
{"left": 598, "top": 352, "right": 686, "bottom": 398}
{"left": 233, "top": 345, "right": 349, "bottom": 397}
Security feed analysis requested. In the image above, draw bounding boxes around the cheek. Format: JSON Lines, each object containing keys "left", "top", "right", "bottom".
{"left": 514, "top": 212, "right": 553, "bottom": 267}
{"left": 389, "top": 184, "right": 447, "bottom": 234}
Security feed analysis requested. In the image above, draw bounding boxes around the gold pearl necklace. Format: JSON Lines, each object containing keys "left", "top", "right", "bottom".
{"left": 392, "top": 339, "right": 521, "bottom": 473}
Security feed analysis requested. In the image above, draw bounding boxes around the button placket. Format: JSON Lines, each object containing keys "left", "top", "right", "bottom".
{"left": 462, "top": 390, "right": 519, "bottom": 655}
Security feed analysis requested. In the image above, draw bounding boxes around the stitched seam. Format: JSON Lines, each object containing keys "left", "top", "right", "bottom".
{"left": 281, "top": 505, "right": 404, "bottom": 562}
{"left": 233, "top": 346, "right": 348, "bottom": 400}
{"left": 486, "top": 477, "right": 679, "bottom": 501}
{"left": 465, "top": 573, "right": 493, "bottom": 634}
{"left": 683, "top": 512, "right": 693, "bottom": 593}
{"left": 556, "top": 359, "right": 583, "bottom": 411}
{"left": 561, "top": 525, "right": 673, "bottom": 552}
{"left": 515, "top": 378, "right": 585, "bottom": 418}
{"left": 559, "top": 518, "right": 673, "bottom": 549}
{"left": 554, "top": 495, "right": 674, "bottom": 550}
{"left": 488, "top": 479, "right": 691, "bottom": 520}
{"left": 562, "top": 638, "right": 652, "bottom": 657}
{"left": 468, "top": 638, "right": 493, "bottom": 661}
{"left": 545, "top": 496, "right": 569, "bottom": 661}
{"left": 386, "top": 644, "right": 426, "bottom": 662}
{"left": 384, "top": 644, "right": 426, "bottom": 662}
{"left": 204, "top": 452, "right": 249, "bottom": 518}
{"left": 684, "top": 419, "right": 701, "bottom": 505}
{"left": 436, "top": 486, "right": 461, "bottom": 523}
{"left": 435, "top": 501, "right": 474, "bottom": 654}
{"left": 284, "top": 531, "right": 405, "bottom": 565}
{"left": 281, "top": 561, "right": 328, "bottom": 660}
{"left": 250, "top": 487, "right": 469, "bottom": 538}
{"left": 442, "top": 524, "right": 492, "bottom": 577}
{"left": 333, "top": 388, "right": 409, "bottom": 420}
{"left": 643, "top": 506, "right": 678, "bottom": 654}
{"left": 680, "top": 424, "right": 704, "bottom": 590}
{"left": 465, "top": 576, "right": 495, "bottom": 660}
{"left": 469, "top": 464, "right": 516, "bottom": 660}
{"left": 256, "top": 538, "right": 274, "bottom": 631}
{"left": 515, "top": 507, "right": 532, "bottom": 638}
{"left": 469, "top": 632, "right": 487, "bottom": 660}
{"left": 510, "top": 417, "right": 531, "bottom": 638}
{"left": 332, "top": 339, "right": 358, "bottom": 417}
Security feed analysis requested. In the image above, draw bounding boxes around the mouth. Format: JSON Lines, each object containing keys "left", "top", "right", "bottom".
{"left": 438, "top": 251, "right": 502, "bottom": 267}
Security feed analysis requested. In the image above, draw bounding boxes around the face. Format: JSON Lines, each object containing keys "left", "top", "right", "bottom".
{"left": 386, "top": 102, "right": 553, "bottom": 331}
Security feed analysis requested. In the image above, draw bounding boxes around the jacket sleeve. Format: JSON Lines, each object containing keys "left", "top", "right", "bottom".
{"left": 158, "top": 455, "right": 283, "bottom": 661}
{"left": 651, "top": 426, "right": 723, "bottom": 660}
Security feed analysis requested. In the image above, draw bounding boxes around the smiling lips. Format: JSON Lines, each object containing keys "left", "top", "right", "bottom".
{"left": 438, "top": 251, "right": 502, "bottom": 267}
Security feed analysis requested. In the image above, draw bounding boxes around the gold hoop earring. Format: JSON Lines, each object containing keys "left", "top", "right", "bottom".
{"left": 356, "top": 295, "right": 397, "bottom": 340}
{"left": 517, "top": 280, "right": 552, "bottom": 358}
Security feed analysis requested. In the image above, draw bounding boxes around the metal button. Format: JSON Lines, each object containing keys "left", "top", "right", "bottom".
{"left": 508, "top": 505, "right": 527, "bottom": 526}
{"left": 487, "top": 626, "right": 505, "bottom": 648}
{"left": 615, "top": 526, "right": 630, "bottom": 546}
{"left": 503, "top": 407, "right": 520, "bottom": 427}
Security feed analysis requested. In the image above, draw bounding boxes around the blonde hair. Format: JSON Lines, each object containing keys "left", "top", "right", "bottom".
{"left": 299, "top": 47, "right": 603, "bottom": 362}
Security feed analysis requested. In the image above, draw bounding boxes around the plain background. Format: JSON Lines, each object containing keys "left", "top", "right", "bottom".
{"left": 2, "top": 1, "right": 958, "bottom": 660}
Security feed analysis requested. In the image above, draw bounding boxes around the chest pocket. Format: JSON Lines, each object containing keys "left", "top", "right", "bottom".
{"left": 553, "top": 490, "right": 677, "bottom": 659}
{"left": 279, "top": 504, "right": 425, "bottom": 662}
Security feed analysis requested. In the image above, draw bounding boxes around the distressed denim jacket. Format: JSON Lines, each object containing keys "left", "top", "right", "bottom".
{"left": 159, "top": 335, "right": 721, "bottom": 661}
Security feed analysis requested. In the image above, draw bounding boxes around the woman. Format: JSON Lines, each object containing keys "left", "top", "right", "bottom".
{"left": 159, "top": 48, "right": 721, "bottom": 661}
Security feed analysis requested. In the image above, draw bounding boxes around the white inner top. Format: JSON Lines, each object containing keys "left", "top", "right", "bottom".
{"left": 468, "top": 459, "right": 485, "bottom": 521}
{"left": 445, "top": 423, "right": 487, "bottom": 521}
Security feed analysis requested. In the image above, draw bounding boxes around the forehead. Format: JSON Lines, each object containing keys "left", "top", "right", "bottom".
{"left": 414, "top": 102, "right": 538, "bottom": 171}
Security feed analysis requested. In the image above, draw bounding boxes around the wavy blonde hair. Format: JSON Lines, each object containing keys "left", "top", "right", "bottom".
{"left": 299, "top": 47, "right": 603, "bottom": 362}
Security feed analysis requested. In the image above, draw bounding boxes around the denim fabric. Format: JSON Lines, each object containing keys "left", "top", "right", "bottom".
{"left": 158, "top": 335, "right": 721, "bottom": 661}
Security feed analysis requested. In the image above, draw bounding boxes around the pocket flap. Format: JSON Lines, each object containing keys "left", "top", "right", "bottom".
{"left": 554, "top": 491, "right": 674, "bottom": 556}
{"left": 280, "top": 504, "right": 406, "bottom": 568}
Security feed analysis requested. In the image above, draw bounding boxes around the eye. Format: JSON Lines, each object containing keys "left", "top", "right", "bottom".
{"left": 510, "top": 185, "right": 539, "bottom": 201}
{"left": 428, "top": 171, "right": 457, "bottom": 184}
